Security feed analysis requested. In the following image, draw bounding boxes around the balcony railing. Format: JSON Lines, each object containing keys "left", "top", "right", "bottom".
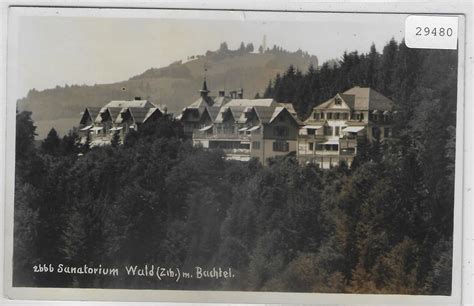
{"left": 340, "top": 150, "right": 356, "bottom": 156}
{"left": 298, "top": 134, "right": 326, "bottom": 140}
{"left": 222, "top": 148, "right": 251, "bottom": 154}
{"left": 193, "top": 131, "right": 251, "bottom": 141}
{"left": 339, "top": 138, "right": 358, "bottom": 149}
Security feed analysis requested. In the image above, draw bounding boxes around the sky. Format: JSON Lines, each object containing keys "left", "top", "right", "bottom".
{"left": 11, "top": 8, "right": 406, "bottom": 100}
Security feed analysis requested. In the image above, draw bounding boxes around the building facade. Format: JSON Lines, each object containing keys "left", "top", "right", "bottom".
{"left": 79, "top": 98, "right": 166, "bottom": 146}
{"left": 179, "top": 81, "right": 301, "bottom": 163}
{"left": 298, "top": 86, "right": 395, "bottom": 168}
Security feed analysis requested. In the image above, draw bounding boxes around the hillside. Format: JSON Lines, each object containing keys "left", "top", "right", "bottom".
{"left": 17, "top": 44, "right": 318, "bottom": 138}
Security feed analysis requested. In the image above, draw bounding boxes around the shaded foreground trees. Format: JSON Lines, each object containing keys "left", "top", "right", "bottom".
{"left": 13, "top": 39, "right": 456, "bottom": 295}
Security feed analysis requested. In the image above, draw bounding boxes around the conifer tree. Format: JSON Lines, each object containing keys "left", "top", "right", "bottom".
{"left": 60, "top": 130, "right": 81, "bottom": 155}
{"left": 41, "top": 128, "right": 61, "bottom": 155}
{"left": 111, "top": 131, "right": 121, "bottom": 147}
{"left": 15, "top": 111, "right": 37, "bottom": 161}
{"left": 82, "top": 132, "right": 91, "bottom": 153}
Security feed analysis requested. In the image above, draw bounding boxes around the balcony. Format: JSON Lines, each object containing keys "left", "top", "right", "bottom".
{"left": 298, "top": 134, "right": 326, "bottom": 141}
{"left": 193, "top": 131, "right": 251, "bottom": 141}
{"left": 339, "top": 138, "right": 357, "bottom": 149}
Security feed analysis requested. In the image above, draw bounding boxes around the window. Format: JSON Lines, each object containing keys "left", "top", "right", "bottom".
{"left": 252, "top": 141, "right": 261, "bottom": 150}
{"left": 307, "top": 128, "right": 315, "bottom": 135}
{"left": 327, "top": 113, "right": 333, "bottom": 119}
{"left": 313, "top": 112, "right": 318, "bottom": 119}
{"left": 315, "top": 144, "right": 324, "bottom": 151}
{"left": 224, "top": 126, "right": 234, "bottom": 134}
{"left": 309, "top": 142, "right": 314, "bottom": 151}
{"left": 335, "top": 113, "right": 340, "bottom": 119}
{"left": 239, "top": 143, "right": 250, "bottom": 150}
{"left": 273, "top": 126, "right": 289, "bottom": 137}
{"left": 273, "top": 141, "right": 289, "bottom": 152}
{"left": 335, "top": 126, "right": 340, "bottom": 136}
{"left": 335, "top": 97, "right": 342, "bottom": 105}
{"left": 384, "top": 127, "right": 391, "bottom": 137}
{"left": 342, "top": 113, "right": 349, "bottom": 120}
{"left": 323, "top": 144, "right": 339, "bottom": 151}
{"left": 372, "top": 127, "right": 381, "bottom": 138}
{"left": 324, "top": 126, "right": 333, "bottom": 136}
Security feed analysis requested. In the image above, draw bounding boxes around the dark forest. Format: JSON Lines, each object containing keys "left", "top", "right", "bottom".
{"left": 13, "top": 39, "right": 457, "bottom": 294}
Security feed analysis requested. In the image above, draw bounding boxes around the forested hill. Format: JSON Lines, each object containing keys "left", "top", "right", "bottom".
{"left": 17, "top": 42, "right": 318, "bottom": 139}
{"left": 262, "top": 39, "right": 458, "bottom": 125}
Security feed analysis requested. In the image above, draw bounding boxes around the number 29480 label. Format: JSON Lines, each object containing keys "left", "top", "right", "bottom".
{"left": 405, "top": 15, "right": 458, "bottom": 50}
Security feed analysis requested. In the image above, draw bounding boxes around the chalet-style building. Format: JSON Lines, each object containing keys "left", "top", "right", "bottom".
{"left": 298, "top": 86, "right": 395, "bottom": 168}
{"left": 179, "top": 81, "right": 301, "bottom": 163}
{"left": 79, "top": 98, "right": 166, "bottom": 146}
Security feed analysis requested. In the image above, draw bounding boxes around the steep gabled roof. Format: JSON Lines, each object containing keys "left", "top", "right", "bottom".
{"left": 80, "top": 107, "right": 101, "bottom": 124}
{"left": 214, "top": 106, "right": 236, "bottom": 123}
{"left": 129, "top": 107, "right": 162, "bottom": 124}
{"left": 253, "top": 106, "right": 276, "bottom": 124}
{"left": 115, "top": 108, "right": 129, "bottom": 124}
{"left": 104, "top": 100, "right": 156, "bottom": 109}
{"left": 278, "top": 103, "right": 297, "bottom": 116}
{"left": 313, "top": 87, "right": 394, "bottom": 111}
{"left": 342, "top": 87, "right": 394, "bottom": 111}
{"left": 269, "top": 107, "right": 301, "bottom": 125}
{"left": 228, "top": 106, "right": 246, "bottom": 122}
{"left": 187, "top": 96, "right": 215, "bottom": 109}
{"left": 339, "top": 94, "right": 355, "bottom": 108}
{"left": 237, "top": 106, "right": 258, "bottom": 124}
{"left": 314, "top": 99, "right": 333, "bottom": 110}
{"left": 106, "top": 107, "right": 123, "bottom": 121}
{"left": 213, "top": 99, "right": 277, "bottom": 124}
{"left": 213, "top": 96, "right": 232, "bottom": 107}
{"left": 86, "top": 107, "right": 101, "bottom": 119}
{"left": 206, "top": 106, "right": 221, "bottom": 121}
{"left": 224, "top": 99, "right": 277, "bottom": 108}
{"left": 252, "top": 106, "right": 298, "bottom": 126}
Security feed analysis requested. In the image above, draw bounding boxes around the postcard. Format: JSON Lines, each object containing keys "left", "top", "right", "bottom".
{"left": 2, "top": 4, "right": 466, "bottom": 304}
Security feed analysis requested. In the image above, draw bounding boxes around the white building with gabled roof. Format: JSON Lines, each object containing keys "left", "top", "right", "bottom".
{"left": 298, "top": 86, "right": 395, "bottom": 168}
{"left": 79, "top": 97, "right": 166, "bottom": 146}
{"left": 180, "top": 81, "right": 301, "bottom": 163}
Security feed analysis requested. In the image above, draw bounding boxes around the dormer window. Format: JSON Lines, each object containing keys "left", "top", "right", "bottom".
{"left": 372, "top": 110, "right": 380, "bottom": 122}
{"left": 335, "top": 97, "right": 342, "bottom": 105}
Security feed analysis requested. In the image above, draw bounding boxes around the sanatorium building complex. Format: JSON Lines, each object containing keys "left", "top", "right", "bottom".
{"left": 79, "top": 81, "right": 395, "bottom": 168}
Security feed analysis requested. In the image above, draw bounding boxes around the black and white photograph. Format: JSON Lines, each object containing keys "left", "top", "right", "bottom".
{"left": 3, "top": 5, "right": 466, "bottom": 303}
